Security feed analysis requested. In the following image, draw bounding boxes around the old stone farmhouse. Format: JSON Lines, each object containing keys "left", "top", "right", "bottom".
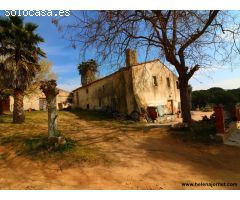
{"left": 72, "top": 50, "right": 181, "bottom": 119}
{"left": 1, "top": 88, "right": 72, "bottom": 112}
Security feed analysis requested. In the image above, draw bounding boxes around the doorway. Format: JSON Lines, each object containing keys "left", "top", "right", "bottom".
{"left": 166, "top": 100, "right": 173, "bottom": 114}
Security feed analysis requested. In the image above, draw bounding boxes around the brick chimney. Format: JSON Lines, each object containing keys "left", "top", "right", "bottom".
{"left": 125, "top": 49, "right": 138, "bottom": 67}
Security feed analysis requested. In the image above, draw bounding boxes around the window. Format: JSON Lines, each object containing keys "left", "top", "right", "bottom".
{"left": 86, "top": 104, "right": 89, "bottom": 109}
{"left": 102, "top": 85, "right": 105, "bottom": 93}
{"left": 153, "top": 76, "right": 158, "bottom": 86}
{"left": 86, "top": 88, "right": 88, "bottom": 94}
{"left": 166, "top": 77, "right": 171, "bottom": 88}
{"left": 176, "top": 81, "right": 180, "bottom": 89}
{"left": 99, "top": 98, "right": 102, "bottom": 107}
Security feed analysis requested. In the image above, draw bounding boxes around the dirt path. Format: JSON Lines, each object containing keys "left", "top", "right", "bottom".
{"left": 0, "top": 111, "right": 240, "bottom": 189}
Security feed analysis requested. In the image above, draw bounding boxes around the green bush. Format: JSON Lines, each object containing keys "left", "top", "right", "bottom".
{"left": 192, "top": 87, "right": 240, "bottom": 109}
{"left": 172, "top": 120, "right": 217, "bottom": 144}
{"left": 201, "top": 104, "right": 213, "bottom": 112}
{"left": 236, "top": 102, "right": 240, "bottom": 108}
{"left": 19, "top": 136, "right": 76, "bottom": 155}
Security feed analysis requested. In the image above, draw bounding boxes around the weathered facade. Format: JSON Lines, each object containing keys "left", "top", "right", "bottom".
{"left": 4, "top": 88, "right": 72, "bottom": 112}
{"left": 72, "top": 50, "right": 181, "bottom": 117}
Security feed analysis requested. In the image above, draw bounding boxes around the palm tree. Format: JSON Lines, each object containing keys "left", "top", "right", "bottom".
{"left": 0, "top": 16, "right": 45, "bottom": 123}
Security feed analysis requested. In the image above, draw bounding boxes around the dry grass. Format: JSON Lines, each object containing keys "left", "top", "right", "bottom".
{"left": 0, "top": 111, "right": 111, "bottom": 167}
{"left": 1, "top": 110, "right": 240, "bottom": 189}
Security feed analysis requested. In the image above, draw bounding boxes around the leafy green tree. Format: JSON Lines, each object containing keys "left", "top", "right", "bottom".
{"left": 77, "top": 59, "right": 98, "bottom": 86}
{"left": 192, "top": 87, "right": 240, "bottom": 109}
{"left": 0, "top": 16, "right": 45, "bottom": 123}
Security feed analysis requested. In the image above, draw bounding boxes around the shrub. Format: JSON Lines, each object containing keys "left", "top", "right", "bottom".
{"left": 171, "top": 120, "right": 217, "bottom": 144}
{"left": 19, "top": 136, "right": 76, "bottom": 155}
{"left": 201, "top": 104, "right": 213, "bottom": 112}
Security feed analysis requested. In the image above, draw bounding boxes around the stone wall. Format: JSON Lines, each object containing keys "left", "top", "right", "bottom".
{"left": 132, "top": 60, "right": 181, "bottom": 115}
{"left": 73, "top": 67, "right": 136, "bottom": 114}
{"left": 73, "top": 59, "right": 181, "bottom": 116}
{"left": 9, "top": 89, "right": 72, "bottom": 111}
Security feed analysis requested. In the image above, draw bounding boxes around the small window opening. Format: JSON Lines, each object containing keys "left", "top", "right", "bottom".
{"left": 166, "top": 77, "right": 171, "bottom": 87}
{"left": 153, "top": 76, "right": 158, "bottom": 86}
{"left": 176, "top": 81, "right": 180, "bottom": 89}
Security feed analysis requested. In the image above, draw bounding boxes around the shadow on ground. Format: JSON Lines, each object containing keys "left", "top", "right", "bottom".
{"left": 1, "top": 110, "right": 240, "bottom": 189}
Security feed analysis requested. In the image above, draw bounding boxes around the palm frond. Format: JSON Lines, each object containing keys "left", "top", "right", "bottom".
{"left": 25, "top": 22, "right": 38, "bottom": 32}
{"left": 0, "top": 16, "right": 46, "bottom": 90}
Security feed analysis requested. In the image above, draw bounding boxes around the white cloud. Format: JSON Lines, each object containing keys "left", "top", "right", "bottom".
{"left": 57, "top": 78, "right": 80, "bottom": 91}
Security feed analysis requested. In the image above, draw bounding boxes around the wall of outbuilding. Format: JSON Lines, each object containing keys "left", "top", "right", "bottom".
{"left": 73, "top": 68, "right": 137, "bottom": 114}
{"left": 132, "top": 60, "right": 181, "bottom": 114}
{"left": 73, "top": 60, "right": 181, "bottom": 116}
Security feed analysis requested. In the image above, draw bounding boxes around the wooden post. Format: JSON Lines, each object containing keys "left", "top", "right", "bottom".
{"left": 214, "top": 105, "right": 225, "bottom": 134}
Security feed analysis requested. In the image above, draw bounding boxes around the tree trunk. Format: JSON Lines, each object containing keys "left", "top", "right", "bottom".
{"left": 0, "top": 92, "right": 3, "bottom": 115}
{"left": 40, "top": 80, "right": 59, "bottom": 138}
{"left": 0, "top": 90, "right": 3, "bottom": 115}
{"left": 13, "top": 88, "right": 25, "bottom": 123}
{"left": 47, "top": 94, "right": 59, "bottom": 138}
{"left": 0, "top": 101, "right": 3, "bottom": 115}
{"left": 179, "top": 77, "right": 192, "bottom": 124}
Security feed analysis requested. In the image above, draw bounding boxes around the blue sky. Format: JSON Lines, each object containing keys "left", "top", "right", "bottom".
{"left": 24, "top": 15, "right": 81, "bottom": 91}
{"left": 0, "top": 11, "right": 240, "bottom": 91}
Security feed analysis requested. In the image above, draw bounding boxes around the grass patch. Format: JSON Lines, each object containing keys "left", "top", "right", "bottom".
{"left": 171, "top": 120, "right": 217, "bottom": 144}
{"left": 0, "top": 111, "right": 114, "bottom": 168}
{"left": 18, "top": 136, "right": 111, "bottom": 168}
{"left": 0, "top": 133, "right": 111, "bottom": 168}
{"left": 18, "top": 135, "right": 76, "bottom": 155}
{"left": 0, "top": 132, "right": 33, "bottom": 145}
{"left": 0, "top": 152, "right": 10, "bottom": 160}
{"left": 0, "top": 113, "right": 12, "bottom": 123}
{"left": 61, "top": 145, "right": 111, "bottom": 168}
{"left": 69, "top": 108, "right": 113, "bottom": 121}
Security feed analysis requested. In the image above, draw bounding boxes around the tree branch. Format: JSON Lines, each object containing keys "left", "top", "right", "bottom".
{"left": 178, "top": 11, "right": 219, "bottom": 55}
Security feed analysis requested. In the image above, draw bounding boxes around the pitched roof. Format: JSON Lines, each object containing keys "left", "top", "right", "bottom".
{"left": 72, "top": 59, "right": 177, "bottom": 92}
{"left": 57, "top": 88, "right": 72, "bottom": 94}
{"left": 72, "top": 59, "right": 159, "bottom": 92}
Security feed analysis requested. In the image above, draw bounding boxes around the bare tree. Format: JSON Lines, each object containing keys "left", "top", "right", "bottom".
{"left": 53, "top": 11, "right": 240, "bottom": 124}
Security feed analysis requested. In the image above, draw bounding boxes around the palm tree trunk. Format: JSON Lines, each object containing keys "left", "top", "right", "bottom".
{"left": 0, "top": 90, "right": 3, "bottom": 115}
{"left": 13, "top": 88, "right": 25, "bottom": 123}
{"left": 0, "top": 102, "right": 3, "bottom": 115}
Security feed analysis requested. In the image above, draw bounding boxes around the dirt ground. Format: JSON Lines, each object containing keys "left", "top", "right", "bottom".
{"left": 0, "top": 110, "right": 240, "bottom": 190}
